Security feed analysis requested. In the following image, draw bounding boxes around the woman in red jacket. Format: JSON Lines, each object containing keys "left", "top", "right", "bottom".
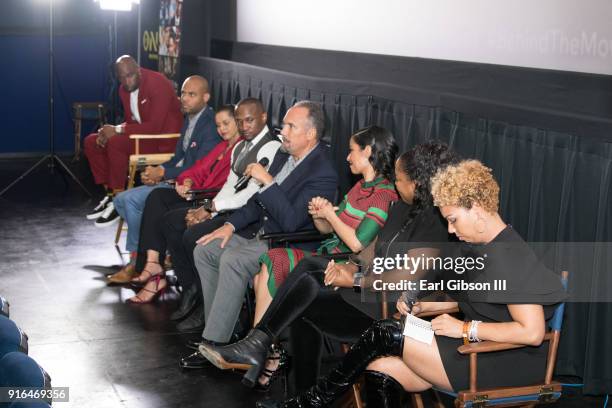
{"left": 127, "top": 105, "right": 241, "bottom": 303}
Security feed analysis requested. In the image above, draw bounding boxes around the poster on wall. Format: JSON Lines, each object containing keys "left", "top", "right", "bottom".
{"left": 140, "top": 0, "right": 161, "bottom": 71}
{"left": 158, "top": 0, "right": 182, "bottom": 90}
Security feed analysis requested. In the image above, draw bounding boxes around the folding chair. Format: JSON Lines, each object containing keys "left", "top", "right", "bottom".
{"left": 72, "top": 102, "right": 106, "bottom": 161}
{"left": 114, "top": 133, "right": 180, "bottom": 245}
{"left": 441, "top": 271, "right": 569, "bottom": 408}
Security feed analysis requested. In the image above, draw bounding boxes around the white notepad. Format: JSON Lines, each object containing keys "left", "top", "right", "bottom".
{"left": 403, "top": 313, "right": 434, "bottom": 345}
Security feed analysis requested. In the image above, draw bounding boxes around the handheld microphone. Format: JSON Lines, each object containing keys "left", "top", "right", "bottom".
{"left": 234, "top": 157, "right": 270, "bottom": 192}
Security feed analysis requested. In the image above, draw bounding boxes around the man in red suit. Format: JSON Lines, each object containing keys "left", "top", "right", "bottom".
{"left": 83, "top": 55, "right": 183, "bottom": 221}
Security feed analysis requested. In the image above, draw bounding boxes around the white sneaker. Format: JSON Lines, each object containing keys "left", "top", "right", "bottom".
{"left": 86, "top": 196, "right": 111, "bottom": 220}
{"left": 94, "top": 202, "right": 120, "bottom": 228}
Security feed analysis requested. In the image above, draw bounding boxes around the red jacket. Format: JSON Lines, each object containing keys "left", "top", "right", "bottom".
{"left": 119, "top": 68, "right": 183, "bottom": 152}
{"left": 176, "top": 138, "right": 243, "bottom": 190}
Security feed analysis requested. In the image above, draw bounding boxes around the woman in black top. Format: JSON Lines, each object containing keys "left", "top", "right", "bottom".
{"left": 262, "top": 159, "right": 566, "bottom": 407}
{"left": 193, "top": 142, "right": 459, "bottom": 392}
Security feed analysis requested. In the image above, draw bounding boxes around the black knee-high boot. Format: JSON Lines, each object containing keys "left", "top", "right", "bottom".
{"left": 364, "top": 370, "right": 405, "bottom": 408}
{"left": 259, "top": 319, "right": 404, "bottom": 408}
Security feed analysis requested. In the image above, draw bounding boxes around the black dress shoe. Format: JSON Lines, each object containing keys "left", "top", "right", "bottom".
{"left": 186, "top": 339, "right": 204, "bottom": 351}
{"left": 179, "top": 351, "right": 211, "bottom": 369}
{"left": 176, "top": 304, "right": 205, "bottom": 332}
{"left": 171, "top": 284, "right": 200, "bottom": 321}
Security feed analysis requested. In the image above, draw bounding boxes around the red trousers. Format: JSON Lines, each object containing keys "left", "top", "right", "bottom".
{"left": 83, "top": 133, "right": 174, "bottom": 190}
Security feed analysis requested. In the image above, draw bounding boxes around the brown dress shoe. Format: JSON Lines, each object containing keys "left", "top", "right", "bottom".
{"left": 106, "top": 263, "right": 136, "bottom": 284}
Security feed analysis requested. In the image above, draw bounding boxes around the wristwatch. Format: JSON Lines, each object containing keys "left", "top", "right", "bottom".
{"left": 353, "top": 272, "right": 364, "bottom": 293}
{"left": 201, "top": 198, "right": 213, "bottom": 211}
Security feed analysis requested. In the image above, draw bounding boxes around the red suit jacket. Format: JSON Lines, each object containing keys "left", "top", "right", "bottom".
{"left": 176, "top": 138, "right": 243, "bottom": 190}
{"left": 119, "top": 68, "right": 183, "bottom": 152}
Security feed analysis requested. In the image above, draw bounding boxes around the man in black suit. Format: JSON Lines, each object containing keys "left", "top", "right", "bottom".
{"left": 181, "top": 101, "right": 338, "bottom": 368}
{"left": 166, "top": 98, "right": 281, "bottom": 330}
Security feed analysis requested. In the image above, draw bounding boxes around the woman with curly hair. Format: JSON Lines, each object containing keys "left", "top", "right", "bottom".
{"left": 257, "top": 159, "right": 566, "bottom": 407}
{"left": 195, "top": 142, "right": 459, "bottom": 393}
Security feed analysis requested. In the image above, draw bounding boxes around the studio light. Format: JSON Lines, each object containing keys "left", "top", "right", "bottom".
{"left": 94, "top": 0, "right": 139, "bottom": 12}
{"left": 1, "top": 0, "right": 92, "bottom": 197}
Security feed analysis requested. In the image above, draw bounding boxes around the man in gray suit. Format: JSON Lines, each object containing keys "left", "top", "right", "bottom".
{"left": 180, "top": 101, "right": 338, "bottom": 369}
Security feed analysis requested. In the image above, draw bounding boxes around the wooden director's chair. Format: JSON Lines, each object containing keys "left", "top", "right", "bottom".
{"left": 114, "top": 133, "right": 180, "bottom": 245}
{"left": 343, "top": 270, "right": 568, "bottom": 408}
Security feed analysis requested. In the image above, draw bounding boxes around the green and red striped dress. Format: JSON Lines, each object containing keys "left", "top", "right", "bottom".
{"left": 259, "top": 177, "right": 398, "bottom": 296}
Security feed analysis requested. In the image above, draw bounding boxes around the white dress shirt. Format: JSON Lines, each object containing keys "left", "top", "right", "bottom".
{"left": 212, "top": 126, "right": 281, "bottom": 214}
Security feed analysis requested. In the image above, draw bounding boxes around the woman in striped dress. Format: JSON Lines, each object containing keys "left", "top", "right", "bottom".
{"left": 252, "top": 125, "right": 399, "bottom": 324}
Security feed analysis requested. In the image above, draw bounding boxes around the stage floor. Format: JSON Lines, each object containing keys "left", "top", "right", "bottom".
{"left": 0, "top": 156, "right": 604, "bottom": 407}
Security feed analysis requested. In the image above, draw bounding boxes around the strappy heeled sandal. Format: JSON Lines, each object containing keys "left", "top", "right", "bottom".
{"left": 254, "top": 344, "right": 291, "bottom": 393}
{"left": 126, "top": 275, "right": 167, "bottom": 304}
{"left": 131, "top": 261, "right": 164, "bottom": 284}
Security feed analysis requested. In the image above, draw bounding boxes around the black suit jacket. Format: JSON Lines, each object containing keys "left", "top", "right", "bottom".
{"left": 227, "top": 144, "right": 338, "bottom": 249}
{"left": 162, "top": 106, "right": 220, "bottom": 180}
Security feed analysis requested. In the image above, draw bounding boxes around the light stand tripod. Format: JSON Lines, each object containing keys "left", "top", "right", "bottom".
{"left": 0, "top": 0, "right": 92, "bottom": 197}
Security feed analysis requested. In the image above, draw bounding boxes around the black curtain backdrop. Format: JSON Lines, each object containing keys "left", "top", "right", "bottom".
{"left": 210, "top": 41, "right": 612, "bottom": 144}
{"left": 181, "top": 55, "right": 612, "bottom": 395}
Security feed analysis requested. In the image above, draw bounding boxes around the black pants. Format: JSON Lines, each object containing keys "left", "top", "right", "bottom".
{"left": 256, "top": 256, "right": 374, "bottom": 392}
{"left": 135, "top": 188, "right": 192, "bottom": 272}
{"left": 160, "top": 210, "right": 229, "bottom": 289}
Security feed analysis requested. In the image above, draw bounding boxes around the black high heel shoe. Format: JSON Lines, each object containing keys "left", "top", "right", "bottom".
{"left": 254, "top": 344, "right": 291, "bottom": 393}
{"left": 256, "top": 319, "right": 404, "bottom": 408}
{"left": 197, "top": 327, "right": 273, "bottom": 387}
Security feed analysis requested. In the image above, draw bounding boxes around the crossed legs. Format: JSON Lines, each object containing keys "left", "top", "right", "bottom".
{"left": 366, "top": 336, "right": 452, "bottom": 392}
{"left": 193, "top": 235, "right": 267, "bottom": 343}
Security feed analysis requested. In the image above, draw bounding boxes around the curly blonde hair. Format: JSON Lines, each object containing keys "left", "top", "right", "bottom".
{"left": 430, "top": 160, "right": 500, "bottom": 213}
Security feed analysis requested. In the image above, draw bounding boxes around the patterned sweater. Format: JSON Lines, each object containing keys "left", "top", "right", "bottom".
{"left": 318, "top": 177, "right": 398, "bottom": 255}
